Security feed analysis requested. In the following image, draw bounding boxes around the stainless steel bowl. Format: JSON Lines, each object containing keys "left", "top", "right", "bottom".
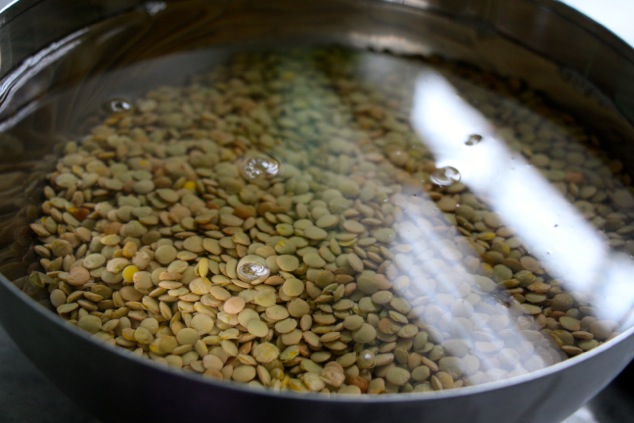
{"left": 1, "top": 1, "right": 633, "bottom": 422}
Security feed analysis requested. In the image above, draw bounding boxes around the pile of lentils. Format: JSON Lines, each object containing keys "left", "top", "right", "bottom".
{"left": 28, "top": 47, "right": 630, "bottom": 394}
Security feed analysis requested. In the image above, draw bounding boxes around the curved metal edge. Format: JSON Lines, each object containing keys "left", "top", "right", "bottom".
{"left": 487, "top": 0, "right": 634, "bottom": 125}
{"left": 0, "top": 0, "right": 632, "bottom": 401}
{"left": 2, "top": 271, "right": 633, "bottom": 407}
{"left": 401, "top": 0, "right": 634, "bottom": 62}
{"left": 0, "top": 0, "right": 40, "bottom": 25}
{"left": 0, "top": 0, "right": 633, "bottom": 420}
{"left": 396, "top": 0, "right": 634, "bottom": 127}
{"left": 0, "top": 0, "right": 146, "bottom": 78}
{"left": 547, "top": 0, "right": 634, "bottom": 60}
{"left": 0, "top": 0, "right": 141, "bottom": 26}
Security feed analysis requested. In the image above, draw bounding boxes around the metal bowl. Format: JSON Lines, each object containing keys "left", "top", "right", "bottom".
{"left": 1, "top": 1, "right": 633, "bottom": 422}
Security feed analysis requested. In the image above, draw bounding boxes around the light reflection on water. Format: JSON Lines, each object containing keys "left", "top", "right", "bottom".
{"left": 408, "top": 71, "right": 634, "bottom": 366}
{"left": 392, "top": 190, "right": 563, "bottom": 380}
{"left": 6, "top": 42, "right": 634, "bottom": 394}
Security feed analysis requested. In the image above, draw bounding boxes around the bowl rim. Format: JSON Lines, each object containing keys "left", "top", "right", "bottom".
{"left": 2, "top": 272, "right": 633, "bottom": 404}
{"left": 1, "top": 0, "right": 634, "bottom": 406}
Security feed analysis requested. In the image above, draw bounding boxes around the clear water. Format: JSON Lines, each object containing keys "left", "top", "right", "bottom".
{"left": 1, "top": 8, "right": 634, "bottom": 395}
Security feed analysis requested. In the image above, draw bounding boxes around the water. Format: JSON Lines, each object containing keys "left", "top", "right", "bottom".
{"left": 2, "top": 10, "right": 634, "bottom": 395}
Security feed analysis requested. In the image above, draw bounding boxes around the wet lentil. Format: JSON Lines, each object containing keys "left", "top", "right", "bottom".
{"left": 25, "top": 46, "right": 629, "bottom": 397}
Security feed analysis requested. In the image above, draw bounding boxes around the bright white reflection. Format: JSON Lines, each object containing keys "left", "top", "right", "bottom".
{"left": 392, "top": 191, "right": 562, "bottom": 380}
{"left": 410, "top": 71, "right": 634, "bottom": 328}
{"left": 562, "top": 405, "right": 600, "bottom": 423}
{"left": 144, "top": 1, "right": 167, "bottom": 16}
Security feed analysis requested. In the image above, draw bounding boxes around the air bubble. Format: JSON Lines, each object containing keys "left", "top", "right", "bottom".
{"left": 430, "top": 166, "right": 461, "bottom": 187}
{"left": 236, "top": 255, "right": 270, "bottom": 284}
{"left": 465, "top": 134, "right": 482, "bottom": 146}
{"left": 239, "top": 152, "right": 281, "bottom": 180}
{"left": 357, "top": 349, "right": 376, "bottom": 369}
{"left": 103, "top": 98, "right": 134, "bottom": 114}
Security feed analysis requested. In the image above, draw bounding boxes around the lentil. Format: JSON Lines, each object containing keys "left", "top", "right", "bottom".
{"left": 25, "top": 46, "right": 629, "bottom": 397}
